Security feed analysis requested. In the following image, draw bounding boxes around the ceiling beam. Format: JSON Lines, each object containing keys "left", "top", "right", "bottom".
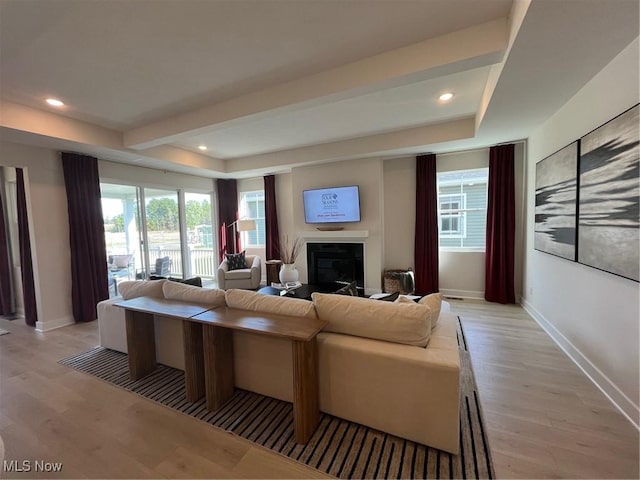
{"left": 224, "top": 117, "right": 476, "bottom": 174}
{"left": 124, "top": 18, "right": 507, "bottom": 150}
{"left": 0, "top": 100, "right": 122, "bottom": 149}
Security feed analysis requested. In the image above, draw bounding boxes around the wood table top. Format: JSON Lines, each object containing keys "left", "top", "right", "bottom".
{"left": 114, "top": 296, "right": 214, "bottom": 319}
{"left": 191, "top": 307, "right": 327, "bottom": 342}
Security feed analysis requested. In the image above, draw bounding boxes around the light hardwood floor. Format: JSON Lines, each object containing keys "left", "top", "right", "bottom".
{"left": 0, "top": 300, "right": 638, "bottom": 479}
{"left": 450, "top": 299, "right": 639, "bottom": 479}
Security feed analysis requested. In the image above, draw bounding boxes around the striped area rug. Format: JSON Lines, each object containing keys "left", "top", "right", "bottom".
{"left": 60, "top": 318, "right": 493, "bottom": 479}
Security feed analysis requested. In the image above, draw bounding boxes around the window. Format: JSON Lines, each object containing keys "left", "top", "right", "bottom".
{"left": 439, "top": 194, "right": 465, "bottom": 236}
{"left": 437, "top": 168, "right": 488, "bottom": 250}
{"left": 239, "top": 191, "right": 265, "bottom": 247}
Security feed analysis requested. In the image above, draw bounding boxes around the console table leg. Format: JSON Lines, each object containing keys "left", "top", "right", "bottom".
{"left": 183, "top": 320, "right": 205, "bottom": 402}
{"left": 292, "top": 337, "right": 320, "bottom": 444}
{"left": 125, "top": 310, "right": 156, "bottom": 380}
{"left": 202, "top": 324, "right": 234, "bottom": 411}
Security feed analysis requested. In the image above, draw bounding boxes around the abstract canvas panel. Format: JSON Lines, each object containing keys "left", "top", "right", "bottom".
{"left": 535, "top": 141, "right": 578, "bottom": 260}
{"left": 578, "top": 104, "right": 639, "bottom": 282}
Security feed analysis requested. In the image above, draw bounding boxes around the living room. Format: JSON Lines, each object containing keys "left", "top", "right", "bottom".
{"left": 0, "top": 0, "right": 638, "bottom": 478}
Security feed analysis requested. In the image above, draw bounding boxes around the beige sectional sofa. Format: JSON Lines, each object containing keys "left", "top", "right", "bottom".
{"left": 97, "top": 280, "right": 460, "bottom": 453}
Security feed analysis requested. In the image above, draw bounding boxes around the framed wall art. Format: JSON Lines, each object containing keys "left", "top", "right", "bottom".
{"left": 578, "top": 104, "right": 639, "bottom": 282}
{"left": 534, "top": 141, "right": 578, "bottom": 261}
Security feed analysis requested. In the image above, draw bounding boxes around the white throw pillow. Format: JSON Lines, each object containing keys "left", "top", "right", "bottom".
{"left": 111, "top": 254, "right": 132, "bottom": 268}
{"left": 118, "top": 280, "right": 166, "bottom": 300}
{"left": 225, "top": 289, "right": 318, "bottom": 320}
{"left": 313, "top": 292, "right": 431, "bottom": 347}
{"left": 418, "top": 293, "right": 443, "bottom": 328}
{"left": 162, "top": 281, "right": 226, "bottom": 307}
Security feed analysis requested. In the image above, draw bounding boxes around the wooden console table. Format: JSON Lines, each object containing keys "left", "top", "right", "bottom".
{"left": 114, "top": 296, "right": 213, "bottom": 403}
{"left": 115, "top": 297, "right": 326, "bottom": 444}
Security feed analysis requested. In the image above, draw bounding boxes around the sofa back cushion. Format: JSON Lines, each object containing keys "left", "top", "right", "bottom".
{"left": 118, "top": 279, "right": 166, "bottom": 300}
{"left": 163, "top": 281, "right": 226, "bottom": 307}
{"left": 225, "top": 289, "right": 317, "bottom": 320}
{"left": 418, "top": 293, "right": 443, "bottom": 328}
{"left": 312, "top": 293, "right": 432, "bottom": 347}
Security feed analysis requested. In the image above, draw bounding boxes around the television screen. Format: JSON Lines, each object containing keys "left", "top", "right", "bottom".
{"left": 303, "top": 185, "right": 361, "bottom": 224}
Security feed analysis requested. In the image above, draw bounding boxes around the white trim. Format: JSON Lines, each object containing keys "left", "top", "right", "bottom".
{"left": 521, "top": 297, "right": 640, "bottom": 430}
{"left": 439, "top": 247, "right": 485, "bottom": 253}
{"left": 298, "top": 230, "right": 369, "bottom": 240}
{"left": 440, "top": 288, "right": 484, "bottom": 300}
{"left": 35, "top": 316, "right": 75, "bottom": 332}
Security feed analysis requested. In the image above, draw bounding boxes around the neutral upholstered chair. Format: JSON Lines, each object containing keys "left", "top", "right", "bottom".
{"left": 217, "top": 254, "right": 261, "bottom": 290}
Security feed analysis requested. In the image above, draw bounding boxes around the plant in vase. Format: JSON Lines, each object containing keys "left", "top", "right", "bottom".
{"left": 279, "top": 235, "right": 303, "bottom": 284}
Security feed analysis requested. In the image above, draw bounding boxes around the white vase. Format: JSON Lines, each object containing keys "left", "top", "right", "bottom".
{"left": 279, "top": 263, "right": 299, "bottom": 284}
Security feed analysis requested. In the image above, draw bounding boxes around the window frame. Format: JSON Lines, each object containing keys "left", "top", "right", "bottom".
{"left": 438, "top": 193, "right": 466, "bottom": 238}
{"left": 239, "top": 190, "right": 266, "bottom": 248}
{"left": 437, "top": 168, "right": 489, "bottom": 253}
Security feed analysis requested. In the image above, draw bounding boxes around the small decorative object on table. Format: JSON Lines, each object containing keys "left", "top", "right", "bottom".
{"left": 271, "top": 281, "right": 303, "bottom": 295}
{"left": 279, "top": 235, "right": 303, "bottom": 284}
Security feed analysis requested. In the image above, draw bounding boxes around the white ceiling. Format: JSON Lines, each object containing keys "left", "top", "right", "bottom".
{"left": 0, "top": 0, "right": 638, "bottom": 178}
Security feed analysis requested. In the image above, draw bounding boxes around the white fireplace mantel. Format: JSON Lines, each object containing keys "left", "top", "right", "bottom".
{"left": 298, "top": 230, "right": 369, "bottom": 241}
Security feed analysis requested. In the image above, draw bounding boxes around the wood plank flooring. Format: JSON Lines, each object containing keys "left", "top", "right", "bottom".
{"left": 1, "top": 299, "right": 638, "bottom": 478}
{"left": 450, "top": 299, "right": 639, "bottom": 479}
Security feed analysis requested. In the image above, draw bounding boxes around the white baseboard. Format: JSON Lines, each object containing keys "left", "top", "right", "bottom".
{"left": 36, "top": 316, "right": 75, "bottom": 332}
{"left": 521, "top": 298, "right": 639, "bottom": 430}
{"left": 440, "top": 288, "right": 484, "bottom": 300}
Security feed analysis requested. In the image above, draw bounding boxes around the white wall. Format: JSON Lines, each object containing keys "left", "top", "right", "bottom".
{"left": 0, "top": 142, "right": 73, "bottom": 331}
{"left": 382, "top": 145, "right": 525, "bottom": 299}
{"left": 277, "top": 157, "right": 384, "bottom": 293}
{"left": 523, "top": 38, "right": 640, "bottom": 426}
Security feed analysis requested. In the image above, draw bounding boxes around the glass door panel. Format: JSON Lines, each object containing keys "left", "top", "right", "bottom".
{"left": 185, "top": 192, "right": 215, "bottom": 282}
{"left": 101, "top": 183, "right": 142, "bottom": 297}
{"left": 143, "top": 188, "right": 182, "bottom": 278}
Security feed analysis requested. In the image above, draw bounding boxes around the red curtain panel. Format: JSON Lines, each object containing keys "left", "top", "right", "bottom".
{"left": 217, "top": 179, "right": 239, "bottom": 260}
{"left": 264, "top": 175, "right": 281, "bottom": 261}
{"left": 15, "top": 169, "right": 38, "bottom": 326}
{"left": 61, "top": 153, "right": 109, "bottom": 322}
{"left": 485, "top": 144, "right": 516, "bottom": 304}
{"left": 0, "top": 194, "right": 13, "bottom": 315}
{"left": 414, "top": 153, "right": 439, "bottom": 295}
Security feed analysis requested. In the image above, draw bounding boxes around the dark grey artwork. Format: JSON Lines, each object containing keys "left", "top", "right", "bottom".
{"left": 578, "top": 104, "right": 639, "bottom": 282}
{"left": 535, "top": 142, "right": 578, "bottom": 260}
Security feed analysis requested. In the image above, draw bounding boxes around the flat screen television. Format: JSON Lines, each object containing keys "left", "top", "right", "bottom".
{"left": 303, "top": 185, "right": 361, "bottom": 224}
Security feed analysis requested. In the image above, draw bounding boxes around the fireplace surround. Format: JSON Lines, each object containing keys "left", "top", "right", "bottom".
{"left": 306, "top": 242, "right": 364, "bottom": 293}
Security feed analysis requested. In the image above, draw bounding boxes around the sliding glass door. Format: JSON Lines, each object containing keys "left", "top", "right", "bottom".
{"left": 143, "top": 188, "right": 182, "bottom": 278}
{"left": 101, "top": 183, "right": 143, "bottom": 296}
{"left": 185, "top": 192, "right": 216, "bottom": 280}
{"left": 101, "top": 183, "right": 216, "bottom": 295}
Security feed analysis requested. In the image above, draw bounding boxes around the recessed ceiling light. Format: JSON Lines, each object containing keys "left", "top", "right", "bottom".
{"left": 198, "top": 145, "right": 207, "bottom": 151}
{"left": 439, "top": 92, "right": 454, "bottom": 102}
{"left": 45, "top": 98, "right": 64, "bottom": 107}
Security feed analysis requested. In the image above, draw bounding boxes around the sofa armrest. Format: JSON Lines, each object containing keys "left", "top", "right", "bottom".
{"left": 249, "top": 256, "right": 261, "bottom": 287}
{"left": 316, "top": 315, "right": 461, "bottom": 453}
{"left": 217, "top": 259, "right": 230, "bottom": 289}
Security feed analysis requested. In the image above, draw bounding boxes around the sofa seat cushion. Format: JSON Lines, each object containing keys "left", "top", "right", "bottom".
{"left": 118, "top": 279, "right": 166, "bottom": 300}
{"left": 226, "top": 288, "right": 318, "bottom": 319}
{"left": 162, "top": 281, "right": 226, "bottom": 306}
{"left": 312, "top": 292, "right": 432, "bottom": 347}
{"left": 224, "top": 268, "right": 252, "bottom": 280}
